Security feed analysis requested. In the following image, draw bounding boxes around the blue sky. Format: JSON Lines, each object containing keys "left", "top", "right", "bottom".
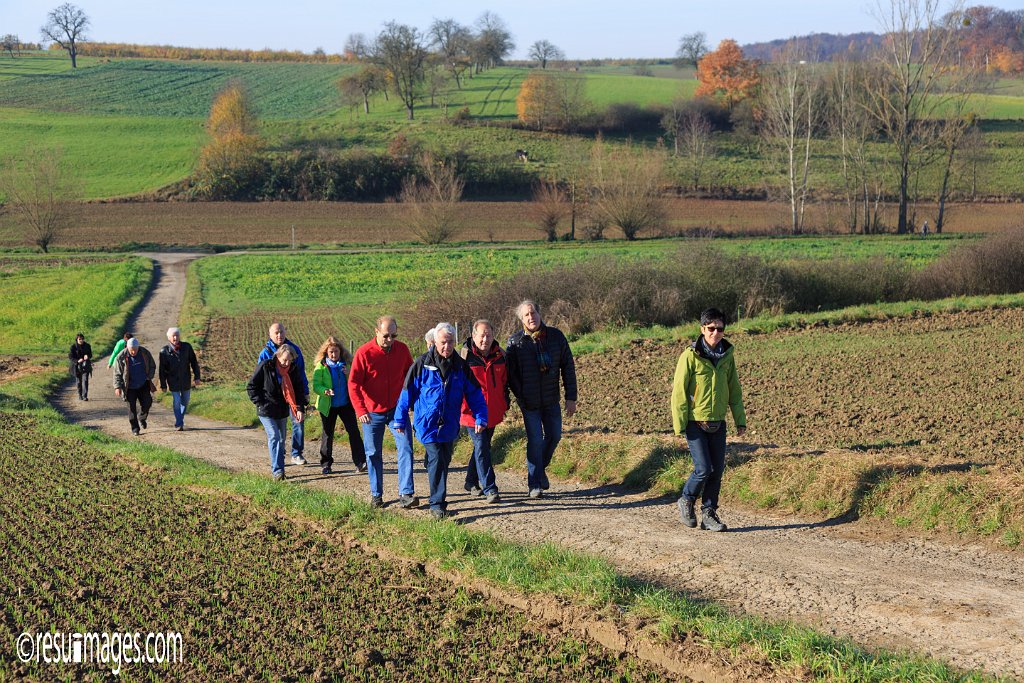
{"left": 4, "top": 1, "right": 1022, "bottom": 59}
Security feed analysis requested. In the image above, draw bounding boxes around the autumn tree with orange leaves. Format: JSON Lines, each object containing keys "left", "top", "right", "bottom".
{"left": 193, "top": 83, "right": 266, "bottom": 199}
{"left": 695, "top": 39, "right": 760, "bottom": 109}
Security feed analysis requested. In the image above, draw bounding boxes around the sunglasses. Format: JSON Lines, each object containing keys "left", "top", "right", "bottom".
{"left": 380, "top": 333, "right": 399, "bottom": 339}
{"left": 704, "top": 325, "right": 725, "bottom": 333}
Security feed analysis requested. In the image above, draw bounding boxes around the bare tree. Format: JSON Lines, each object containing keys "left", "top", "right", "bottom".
{"left": 343, "top": 33, "right": 369, "bottom": 60}
{"left": 560, "top": 139, "right": 590, "bottom": 240}
{"left": 589, "top": 140, "right": 667, "bottom": 240}
{"left": 759, "top": 46, "right": 822, "bottom": 234}
{"left": 425, "top": 64, "right": 451, "bottom": 107}
{"left": 528, "top": 40, "right": 564, "bottom": 69}
{"left": 958, "top": 123, "right": 989, "bottom": 201}
{"left": 678, "top": 110, "right": 716, "bottom": 190}
{"left": 675, "top": 32, "right": 708, "bottom": 68}
{"left": 827, "top": 57, "right": 886, "bottom": 233}
{"left": 1, "top": 147, "right": 82, "bottom": 252}
{"left": 40, "top": 3, "right": 89, "bottom": 68}
{"left": 474, "top": 12, "right": 514, "bottom": 71}
{"left": 2, "top": 34, "right": 21, "bottom": 58}
{"left": 429, "top": 18, "right": 472, "bottom": 88}
{"left": 337, "top": 66, "right": 383, "bottom": 114}
{"left": 531, "top": 180, "right": 568, "bottom": 241}
{"left": 372, "top": 22, "right": 428, "bottom": 120}
{"left": 401, "top": 154, "right": 464, "bottom": 244}
{"left": 866, "top": 0, "right": 969, "bottom": 233}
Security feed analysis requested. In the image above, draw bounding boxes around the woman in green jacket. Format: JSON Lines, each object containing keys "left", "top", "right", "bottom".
{"left": 670, "top": 308, "right": 746, "bottom": 532}
{"left": 312, "top": 337, "right": 367, "bottom": 475}
{"left": 107, "top": 333, "right": 133, "bottom": 368}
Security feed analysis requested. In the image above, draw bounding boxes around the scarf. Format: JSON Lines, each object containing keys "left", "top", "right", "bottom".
{"left": 276, "top": 360, "right": 300, "bottom": 413}
{"left": 698, "top": 336, "right": 727, "bottom": 367}
{"left": 173, "top": 341, "right": 181, "bottom": 353}
{"left": 528, "top": 326, "right": 551, "bottom": 374}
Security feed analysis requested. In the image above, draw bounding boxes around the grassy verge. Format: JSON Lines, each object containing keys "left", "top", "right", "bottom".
{"left": 1, "top": 368, "right": 999, "bottom": 682}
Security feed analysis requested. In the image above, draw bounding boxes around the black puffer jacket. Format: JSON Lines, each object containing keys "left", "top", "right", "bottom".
{"left": 68, "top": 342, "right": 92, "bottom": 376}
{"left": 246, "top": 357, "right": 308, "bottom": 419}
{"left": 159, "top": 341, "right": 201, "bottom": 392}
{"left": 505, "top": 325, "right": 577, "bottom": 412}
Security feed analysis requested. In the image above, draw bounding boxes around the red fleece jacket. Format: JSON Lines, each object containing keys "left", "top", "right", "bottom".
{"left": 349, "top": 338, "right": 413, "bottom": 416}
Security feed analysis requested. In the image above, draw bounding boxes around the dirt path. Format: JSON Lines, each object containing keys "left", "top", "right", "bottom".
{"left": 55, "top": 253, "right": 1024, "bottom": 679}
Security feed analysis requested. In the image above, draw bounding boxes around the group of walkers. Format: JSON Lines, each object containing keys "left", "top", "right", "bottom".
{"left": 244, "top": 301, "right": 577, "bottom": 520}
{"left": 79, "top": 303, "right": 745, "bottom": 530}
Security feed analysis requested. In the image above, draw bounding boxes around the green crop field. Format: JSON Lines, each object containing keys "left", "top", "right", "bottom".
{"left": 0, "top": 107, "right": 202, "bottom": 197}
{"left": 0, "top": 255, "right": 151, "bottom": 354}
{"left": 0, "top": 52, "right": 98, "bottom": 81}
{"left": 584, "top": 72, "right": 695, "bottom": 108}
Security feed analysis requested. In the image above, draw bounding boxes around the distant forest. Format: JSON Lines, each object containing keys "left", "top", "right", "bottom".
{"left": 742, "top": 5, "right": 1024, "bottom": 70}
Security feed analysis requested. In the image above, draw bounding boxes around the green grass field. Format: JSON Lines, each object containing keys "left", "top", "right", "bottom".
{"left": 0, "top": 255, "right": 151, "bottom": 355}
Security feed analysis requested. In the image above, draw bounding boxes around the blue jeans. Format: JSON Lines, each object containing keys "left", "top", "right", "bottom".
{"left": 288, "top": 407, "right": 305, "bottom": 458}
{"left": 465, "top": 427, "right": 498, "bottom": 496}
{"left": 259, "top": 415, "right": 288, "bottom": 476}
{"left": 171, "top": 389, "right": 190, "bottom": 428}
{"left": 360, "top": 409, "right": 414, "bottom": 498}
{"left": 423, "top": 441, "right": 455, "bottom": 511}
{"left": 522, "top": 404, "right": 562, "bottom": 490}
{"left": 680, "top": 421, "right": 727, "bottom": 512}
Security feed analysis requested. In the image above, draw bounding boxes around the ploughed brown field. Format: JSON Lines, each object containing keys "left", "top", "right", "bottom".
{"left": 2, "top": 199, "right": 1020, "bottom": 248}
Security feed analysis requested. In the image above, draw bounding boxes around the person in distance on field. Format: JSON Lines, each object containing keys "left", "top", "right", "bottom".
{"left": 349, "top": 315, "right": 416, "bottom": 509}
{"left": 258, "top": 322, "right": 308, "bottom": 466}
{"left": 107, "top": 332, "right": 133, "bottom": 368}
{"left": 394, "top": 323, "right": 488, "bottom": 520}
{"left": 159, "top": 327, "right": 201, "bottom": 431}
{"left": 670, "top": 307, "right": 747, "bottom": 532}
{"left": 459, "top": 319, "right": 509, "bottom": 504}
{"left": 505, "top": 300, "right": 577, "bottom": 499}
{"left": 69, "top": 332, "right": 93, "bottom": 401}
{"left": 311, "top": 336, "right": 366, "bottom": 475}
{"left": 248, "top": 344, "right": 307, "bottom": 481}
{"left": 113, "top": 337, "right": 156, "bottom": 436}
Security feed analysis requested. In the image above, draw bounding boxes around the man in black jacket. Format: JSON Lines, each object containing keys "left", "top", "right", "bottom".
{"left": 69, "top": 333, "right": 93, "bottom": 400}
{"left": 159, "top": 327, "right": 201, "bottom": 431}
{"left": 505, "top": 300, "right": 578, "bottom": 499}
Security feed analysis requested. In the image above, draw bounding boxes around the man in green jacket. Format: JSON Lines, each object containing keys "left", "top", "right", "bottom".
{"left": 670, "top": 308, "right": 746, "bottom": 532}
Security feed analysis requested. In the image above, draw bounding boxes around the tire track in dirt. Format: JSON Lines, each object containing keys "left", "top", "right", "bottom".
{"left": 54, "top": 252, "right": 1024, "bottom": 679}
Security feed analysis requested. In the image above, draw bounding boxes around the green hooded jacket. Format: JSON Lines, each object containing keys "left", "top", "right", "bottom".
{"left": 670, "top": 337, "right": 746, "bottom": 435}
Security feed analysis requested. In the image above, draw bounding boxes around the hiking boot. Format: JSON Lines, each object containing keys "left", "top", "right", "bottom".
{"left": 321, "top": 465, "right": 332, "bottom": 475}
{"left": 175, "top": 425, "right": 184, "bottom": 431}
{"left": 356, "top": 462, "right": 367, "bottom": 473}
{"left": 291, "top": 454, "right": 307, "bottom": 466}
{"left": 369, "top": 495, "right": 384, "bottom": 509}
{"left": 430, "top": 508, "right": 454, "bottom": 520}
{"left": 678, "top": 498, "right": 697, "bottom": 528}
{"left": 700, "top": 509, "right": 728, "bottom": 532}
{"left": 139, "top": 418, "right": 147, "bottom": 430}
{"left": 131, "top": 428, "right": 141, "bottom": 436}
{"left": 272, "top": 471, "right": 286, "bottom": 482}
{"left": 398, "top": 494, "right": 420, "bottom": 509}
{"left": 528, "top": 488, "right": 543, "bottom": 499}
{"left": 484, "top": 492, "right": 501, "bottom": 504}
{"left": 464, "top": 484, "right": 482, "bottom": 495}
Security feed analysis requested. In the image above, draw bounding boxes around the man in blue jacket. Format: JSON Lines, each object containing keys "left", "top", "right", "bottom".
{"left": 395, "top": 322, "right": 487, "bottom": 520}
{"left": 258, "top": 322, "right": 308, "bottom": 465}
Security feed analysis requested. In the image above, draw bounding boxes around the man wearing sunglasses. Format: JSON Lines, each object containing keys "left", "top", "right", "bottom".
{"left": 350, "top": 315, "right": 417, "bottom": 510}
{"left": 670, "top": 307, "right": 747, "bottom": 532}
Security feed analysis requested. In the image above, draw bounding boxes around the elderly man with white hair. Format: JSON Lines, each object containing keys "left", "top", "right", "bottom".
{"left": 159, "top": 327, "right": 201, "bottom": 431}
{"left": 395, "top": 322, "right": 488, "bottom": 520}
{"left": 113, "top": 337, "right": 156, "bottom": 436}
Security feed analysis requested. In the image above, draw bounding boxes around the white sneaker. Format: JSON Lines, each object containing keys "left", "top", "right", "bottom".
{"left": 529, "top": 488, "right": 543, "bottom": 499}
{"left": 291, "top": 455, "right": 307, "bottom": 466}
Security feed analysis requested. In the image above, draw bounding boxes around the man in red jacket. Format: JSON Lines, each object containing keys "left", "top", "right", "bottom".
{"left": 349, "top": 316, "right": 416, "bottom": 509}
{"left": 459, "top": 319, "right": 508, "bottom": 504}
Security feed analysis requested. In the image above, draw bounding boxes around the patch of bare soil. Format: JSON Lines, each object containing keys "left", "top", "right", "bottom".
{"left": 52, "top": 253, "right": 1024, "bottom": 678}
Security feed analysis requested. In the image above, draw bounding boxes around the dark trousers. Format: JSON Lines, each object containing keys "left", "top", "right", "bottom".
{"left": 76, "top": 372, "right": 90, "bottom": 399}
{"left": 423, "top": 441, "right": 455, "bottom": 511}
{"left": 680, "top": 421, "right": 727, "bottom": 512}
{"left": 318, "top": 403, "right": 366, "bottom": 468}
{"left": 465, "top": 427, "right": 498, "bottom": 496}
{"left": 126, "top": 385, "right": 153, "bottom": 431}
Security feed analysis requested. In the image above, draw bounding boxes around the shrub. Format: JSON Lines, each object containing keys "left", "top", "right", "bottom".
{"left": 911, "top": 225, "right": 1024, "bottom": 299}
